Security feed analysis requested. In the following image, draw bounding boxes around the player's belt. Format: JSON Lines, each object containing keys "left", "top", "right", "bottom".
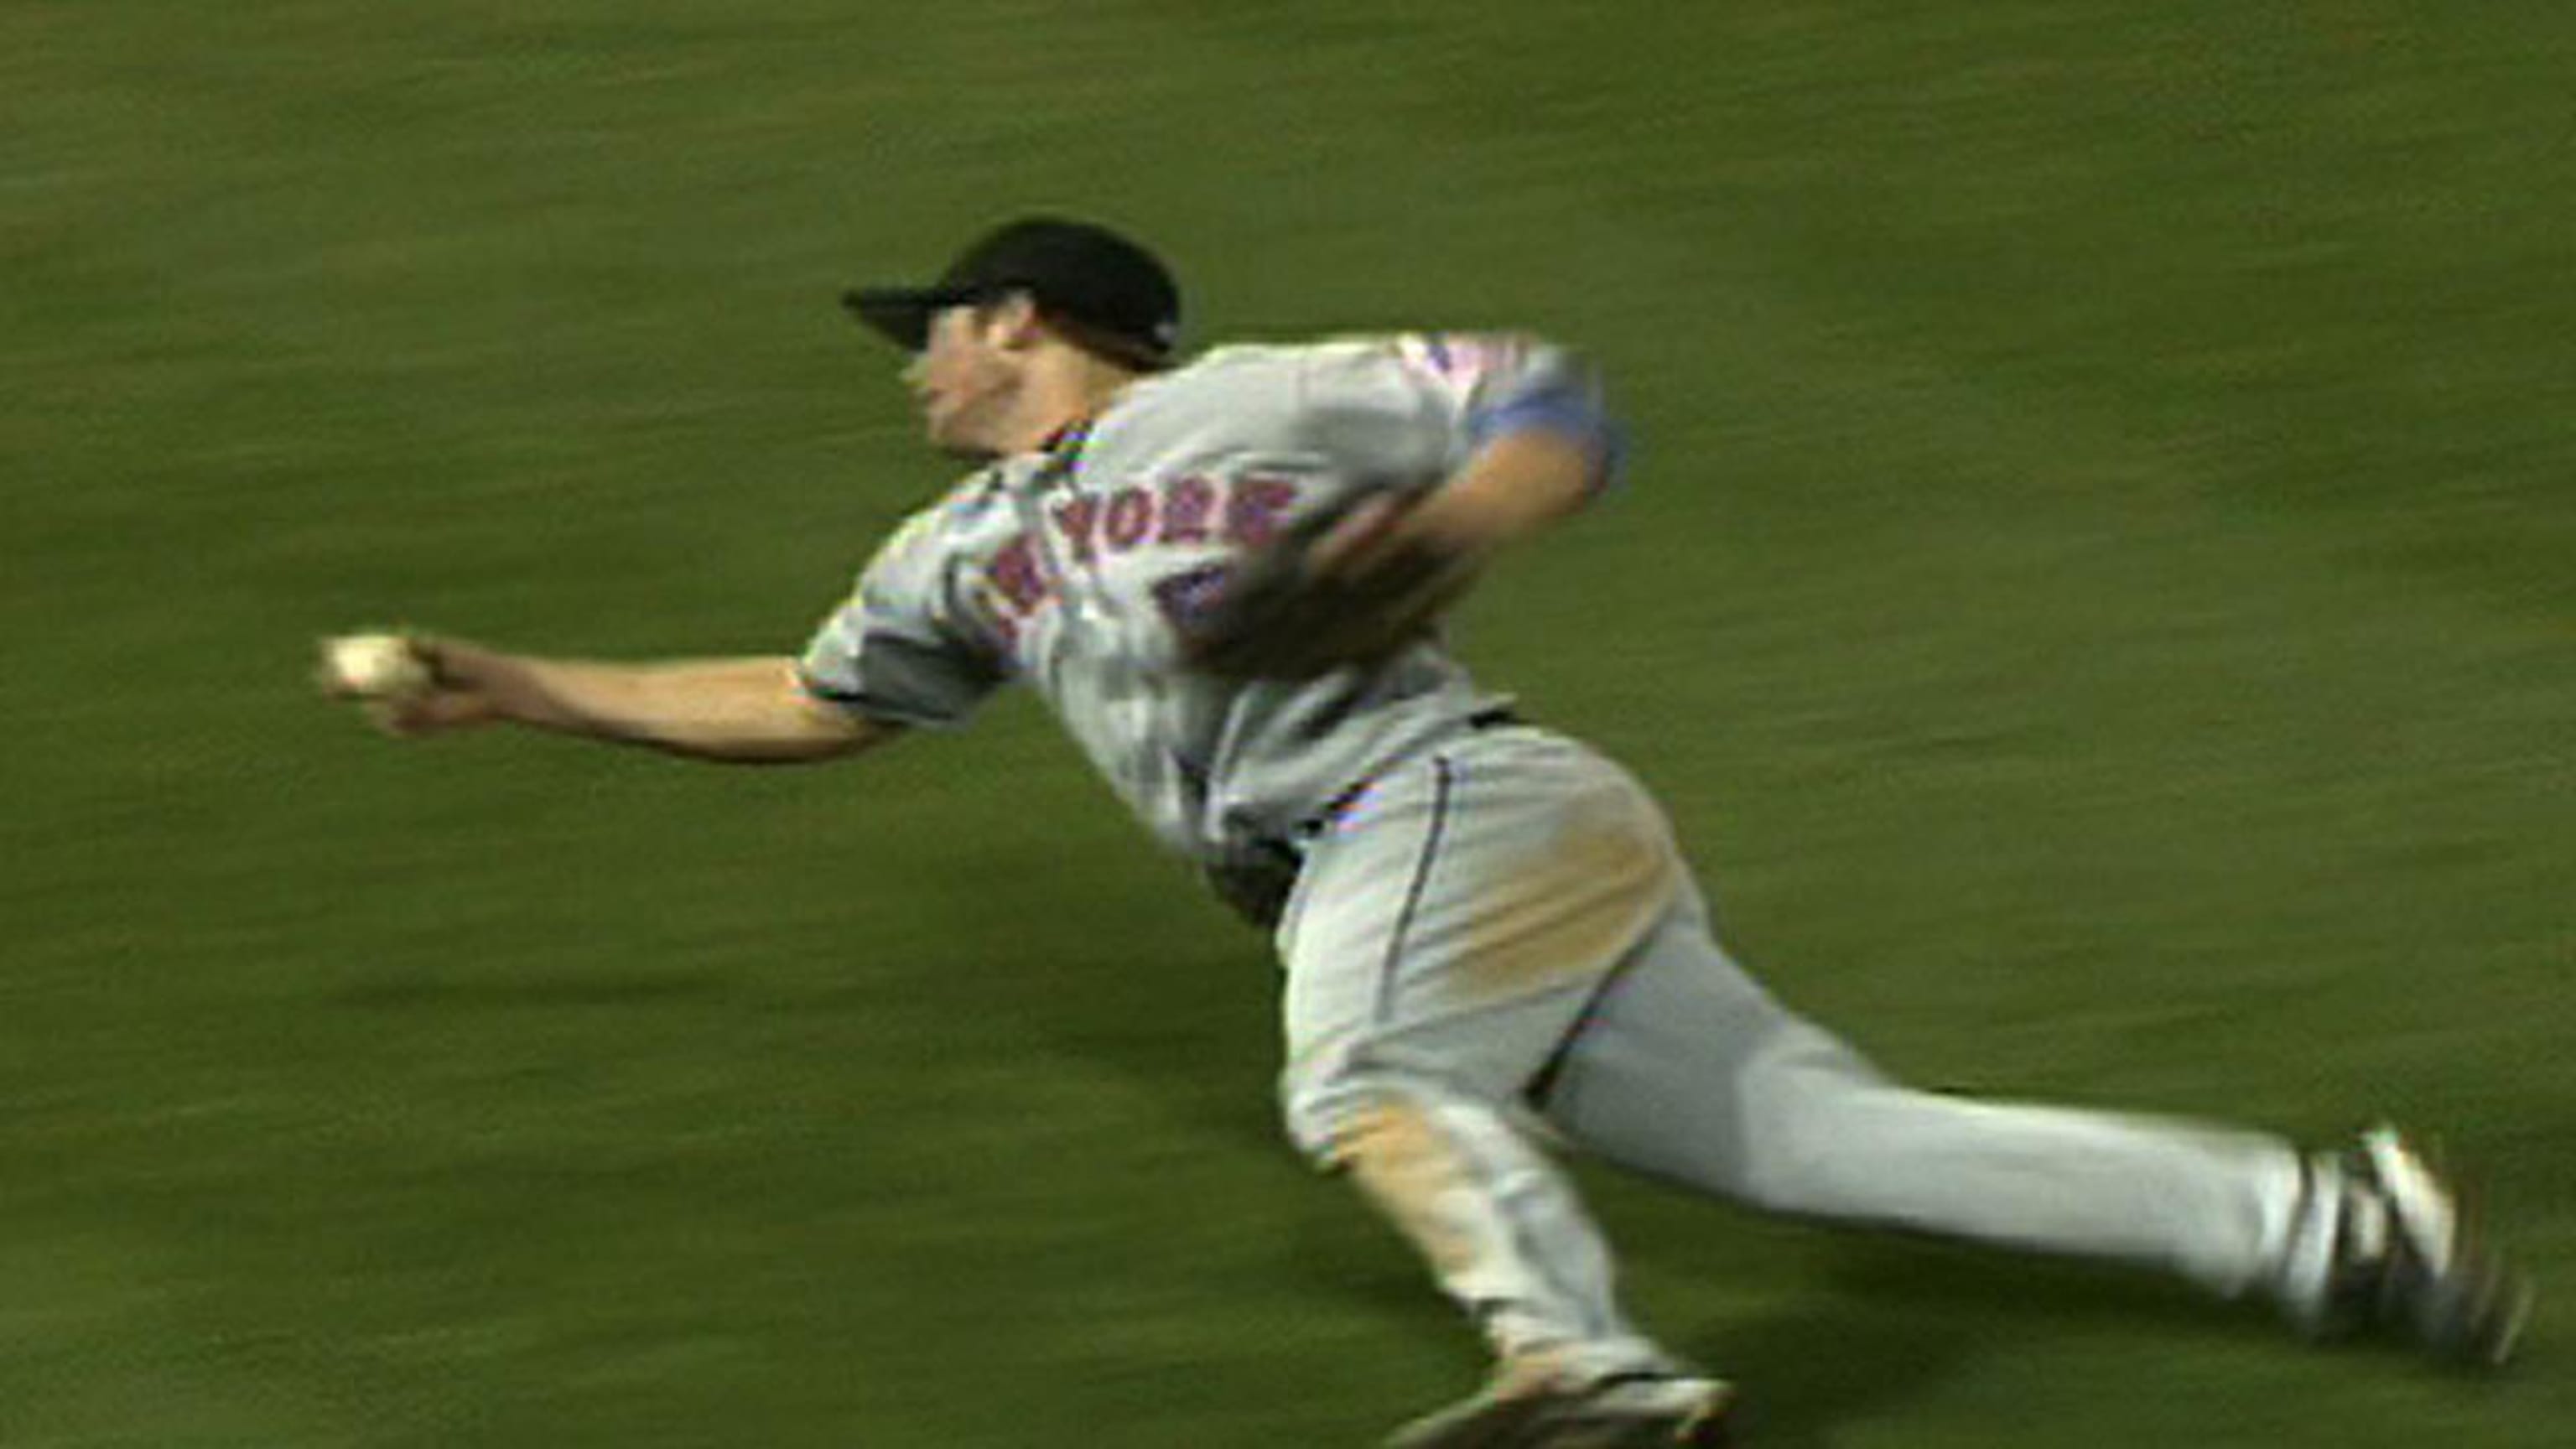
{"left": 1300, "top": 704, "right": 1523, "bottom": 838}
{"left": 1209, "top": 707, "right": 1525, "bottom": 931}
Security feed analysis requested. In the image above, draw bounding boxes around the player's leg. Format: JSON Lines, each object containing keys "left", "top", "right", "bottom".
{"left": 1536, "top": 877, "right": 2531, "bottom": 1360}
{"left": 1275, "top": 740, "right": 1676, "bottom": 1381}
{"left": 1275, "top": 730, "right": 1732, "bottom": 1441}
{"left": 1538, "top": 887, "right": 2302, "bottom": 1296}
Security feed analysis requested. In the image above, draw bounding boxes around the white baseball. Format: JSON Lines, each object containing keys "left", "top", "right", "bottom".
{"left": 325, "top": 632, "right": 433, "bottom": 699}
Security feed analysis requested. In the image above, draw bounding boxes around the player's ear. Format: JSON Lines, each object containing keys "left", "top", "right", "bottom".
{"left": 984, "top": 290, "right": 1047, "bottom": 353}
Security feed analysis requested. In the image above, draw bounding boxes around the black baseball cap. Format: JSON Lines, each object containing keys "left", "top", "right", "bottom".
{"left": 842, "top": 216, "right": 1182, "bottom": 367}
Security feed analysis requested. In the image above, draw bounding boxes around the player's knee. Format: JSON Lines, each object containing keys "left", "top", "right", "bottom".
{"left": 1279, "top": 1054, "right": 1376, "bottom": 1166}
{"left": 1729, "top": 1120, "right": 1850, "bottom": 1212}
{"left": 1279, "top": 1048, "right": 1444, "bottom": 1169}
{"left": 1729, "top": 1038, "right": 1907, "bottom": 1210}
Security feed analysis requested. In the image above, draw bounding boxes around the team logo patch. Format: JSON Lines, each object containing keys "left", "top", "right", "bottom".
{"left": 1399, "top": 331, "right": 1534, "bottom": 396}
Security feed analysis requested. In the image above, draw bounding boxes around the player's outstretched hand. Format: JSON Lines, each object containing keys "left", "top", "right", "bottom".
{"left": 314, "top": 631, "right": 501, "bottom": 737}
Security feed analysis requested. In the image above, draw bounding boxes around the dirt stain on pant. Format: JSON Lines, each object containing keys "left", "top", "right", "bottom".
{"left": 1448, "top": 795, "right": 1680, "bottom": 1000}
{"left": 1336, "top": 1101, "right": 1485, "bottom": 1280}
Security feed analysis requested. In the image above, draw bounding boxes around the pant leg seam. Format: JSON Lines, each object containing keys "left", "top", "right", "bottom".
{"left": 1521, "top": 946, "right": 1648, "bottom": 1114}
{"left": 1371, "top": 754, "right": 1458, "bottom": 1026}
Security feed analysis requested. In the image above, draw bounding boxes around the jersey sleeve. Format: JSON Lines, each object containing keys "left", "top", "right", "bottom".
{"left": 796, "top": 505, "right": 1010, "bottom": 729}
{"left": 1296, "top": 332, "right": 1626, "bottom": 492}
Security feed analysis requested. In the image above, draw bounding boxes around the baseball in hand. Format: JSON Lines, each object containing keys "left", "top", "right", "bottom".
{"left": 321, "top": 632, "right": 434, "bottom": 700}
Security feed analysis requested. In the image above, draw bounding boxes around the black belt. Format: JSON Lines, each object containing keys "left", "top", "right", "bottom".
{"left": 1214, "top": 706, "right": 1527, "bottom": 931}
{"left": 1296, "top": 704, "right": 1523, "bottom": 839}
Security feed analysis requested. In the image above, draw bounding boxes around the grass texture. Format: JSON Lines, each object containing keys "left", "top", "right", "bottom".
{"left": 4, "top": 3, "right": 2568, "bottom": 1445}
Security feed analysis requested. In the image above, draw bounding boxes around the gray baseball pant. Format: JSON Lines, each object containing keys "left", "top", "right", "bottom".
{"left": 1272, "top": 725, "right": 2305, "bottom": 1377}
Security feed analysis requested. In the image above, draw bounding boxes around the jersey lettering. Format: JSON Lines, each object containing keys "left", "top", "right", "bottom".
{"left": 969, "top": 470, "right": 1311, "bottom": 645}
{"left": 1224, "top": 472, "right": 1298, "bottom": 548}
{"left": 988, "top": 535, "right": 1047, "bottom": 614}
{"left": 1159, "top": 475, "right": 1217, "bottom": 545}
{"left": 1104, "top": 486, "right": 1155, "bottom": 552}
{"left": 1050, "top": 495, "right": 1102, "bottom": 563}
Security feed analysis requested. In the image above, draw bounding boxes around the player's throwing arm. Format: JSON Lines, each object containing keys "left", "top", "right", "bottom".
{"left": 316, "top": 632, "right": 889, "bottom": 763}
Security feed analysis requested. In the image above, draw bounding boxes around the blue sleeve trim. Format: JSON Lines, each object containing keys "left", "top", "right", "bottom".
{"left": 1466, "top": 389, "right": 1628, "bottom": 493}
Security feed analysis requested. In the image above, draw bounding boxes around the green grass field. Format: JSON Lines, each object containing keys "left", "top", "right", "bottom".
{"left": 6, "top": 3, "right": 2569, "bottom": 1445}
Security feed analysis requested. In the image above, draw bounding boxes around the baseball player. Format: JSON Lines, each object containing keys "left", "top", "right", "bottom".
{"left": 325, "top": 217, "right": 2530, "bottom": 1448}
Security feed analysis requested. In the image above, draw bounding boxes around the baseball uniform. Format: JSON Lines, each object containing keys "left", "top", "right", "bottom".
{"left": 796, "top": 330, "right": 2319, "bottom": 1383}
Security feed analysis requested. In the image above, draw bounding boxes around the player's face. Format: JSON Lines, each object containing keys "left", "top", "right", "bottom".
{"left": 905, "top": 303, "right": 1026, "bottom": 459}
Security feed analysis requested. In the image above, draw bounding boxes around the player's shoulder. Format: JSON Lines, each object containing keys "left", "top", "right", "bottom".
{"left": 1177, "top": 333, "right": 1441, "bottom": 366}
{"left": 1213, "top": 330, "right": 1561, "bottom": 374}
{"left": 1114, "top": 340, "right": 1376, "bottom": 414}
{"left": 1166, "top": 339, "right": 1350, "bottom": 380}
{"left": 1130, "top": 332, "right": 1583, "bottom": 430}
{"left": 1161, "top": 333, "right": 1490, "bottom": 391}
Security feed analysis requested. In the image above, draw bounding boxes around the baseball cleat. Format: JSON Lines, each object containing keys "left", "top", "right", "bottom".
{"left": 2287, "top": 1124, "right": 2533, "bottom": 1367}
{"left": 1385, "top": 1365, "right": 1736, "bottom": 1449}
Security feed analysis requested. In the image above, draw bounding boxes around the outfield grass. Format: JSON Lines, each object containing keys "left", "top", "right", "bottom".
{"left": 4, "top": 3, "right": 2569, "bottom": 1446}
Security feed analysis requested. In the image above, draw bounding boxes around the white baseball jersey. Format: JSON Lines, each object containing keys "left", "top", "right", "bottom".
{"left": 797, "top": 334, "right": 1615, "bottom": 864}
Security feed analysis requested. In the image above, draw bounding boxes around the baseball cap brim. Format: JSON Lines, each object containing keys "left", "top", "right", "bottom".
{"left": 839, "top": 285, "right": 981, "bottom": 352}
{"left": 841, "top": 217, "right": 1182, "bottom": 365}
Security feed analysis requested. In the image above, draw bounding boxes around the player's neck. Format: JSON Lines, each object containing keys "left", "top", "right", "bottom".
{"left": 993, "top": 347, "right": 1142, "bottom": 456}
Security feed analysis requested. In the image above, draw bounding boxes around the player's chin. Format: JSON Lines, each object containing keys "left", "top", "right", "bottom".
{"left": 924, "top": 414, "right": 999, "bottom": 462}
